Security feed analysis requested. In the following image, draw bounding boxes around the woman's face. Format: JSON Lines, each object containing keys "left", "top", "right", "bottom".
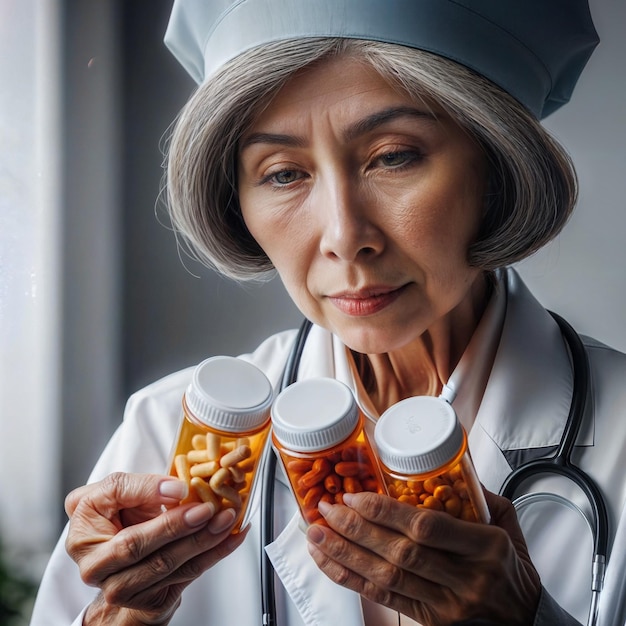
{"left": 238, "top": 56, "right": 488, "bottom": 354}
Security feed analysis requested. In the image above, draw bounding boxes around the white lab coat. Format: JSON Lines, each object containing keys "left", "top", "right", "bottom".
{"left": 30, "top": 268, "right": 626, "bottom": 626}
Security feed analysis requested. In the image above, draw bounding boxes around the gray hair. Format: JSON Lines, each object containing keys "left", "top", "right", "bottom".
{"left": 165, "top": 38, "right": 577, "bottom": 281}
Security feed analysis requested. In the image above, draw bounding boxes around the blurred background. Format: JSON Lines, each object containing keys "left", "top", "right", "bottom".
{"left": 0, "top": 0, "right": 624, "bottom": 623}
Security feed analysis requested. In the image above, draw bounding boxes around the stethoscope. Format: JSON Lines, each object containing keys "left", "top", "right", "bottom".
{"left": 260, "top": 311, "right": 609, "bottom": 626}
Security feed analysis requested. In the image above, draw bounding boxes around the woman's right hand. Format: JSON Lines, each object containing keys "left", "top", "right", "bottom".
{"left": 64, "top": 472, "right": 248, "bottom": 625}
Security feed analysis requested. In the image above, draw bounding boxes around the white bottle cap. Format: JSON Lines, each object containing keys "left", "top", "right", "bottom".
{"left": 185, "top": 356, "right": 274, "bottom": 433}
{"left": 374, "top": 396, "right": 464, "bottom": 474}
{"left": 271, "top": 378, "right": 359, "bottom": 452}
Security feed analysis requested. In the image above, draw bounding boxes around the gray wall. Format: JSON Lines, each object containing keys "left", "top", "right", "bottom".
{"left": 120, "top": 2, "right": 301, "bottom": 400}
{"left": 516, "top": 0, "right": 626, "bottom": 352}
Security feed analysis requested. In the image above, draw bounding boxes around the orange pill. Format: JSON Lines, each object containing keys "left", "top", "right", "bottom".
{"left": 423, "top": 477, "right": 444, "bottom": 494}
{"left": 422, "top": 496, "right": 444, "bottom": 511}
{"left": 324, "top": 473, "right": 342, "bottom": 494}
{"left": 444, "top": 494, "right": 463, "bottom": 517}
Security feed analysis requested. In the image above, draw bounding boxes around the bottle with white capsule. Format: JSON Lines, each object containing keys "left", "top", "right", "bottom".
{"left": 168, "top": 355, "right": 274, "bottom": 532}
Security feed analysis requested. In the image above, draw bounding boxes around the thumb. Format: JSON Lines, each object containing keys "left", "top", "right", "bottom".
{"left": 483, "top": 489, "right": 531, "bottom": 555}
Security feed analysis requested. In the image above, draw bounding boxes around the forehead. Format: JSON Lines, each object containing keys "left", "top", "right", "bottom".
{"left": 248, "top": 55, "right": 435, "bottom": 128}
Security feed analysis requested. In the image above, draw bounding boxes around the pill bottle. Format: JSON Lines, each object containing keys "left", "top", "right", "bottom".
{"left": 271, "top": 377, "right": 386, "bottom": 526}
{"left": 168, "top": 355, "right": 274, "bottom": 532}
{"left": 373, "top": 396, "right": 490, "bottom": 524}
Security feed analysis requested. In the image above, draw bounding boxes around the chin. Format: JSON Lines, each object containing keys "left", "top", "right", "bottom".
{"left": 337, "top": 326, "right": 416, "bottom": 355}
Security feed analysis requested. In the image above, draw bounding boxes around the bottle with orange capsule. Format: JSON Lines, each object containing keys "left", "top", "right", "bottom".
{"left": 271, "top": 377, "right": 386, "bottom": 526}
{"left": 373, "top": 395, "right": 490, "bottom": 524}
{"left": 167, "top": 355, "right": 274, "bottom": 533}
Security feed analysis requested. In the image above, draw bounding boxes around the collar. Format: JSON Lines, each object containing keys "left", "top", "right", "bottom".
{"left": 475, "top": 268, "right": 575, "bottom": 450}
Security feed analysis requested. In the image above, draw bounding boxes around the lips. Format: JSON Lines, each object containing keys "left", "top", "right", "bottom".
{"left": 327, "top": 284, "right": 408, "bottom": 316}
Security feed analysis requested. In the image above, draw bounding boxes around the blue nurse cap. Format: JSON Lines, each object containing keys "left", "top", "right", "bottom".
{"left": 164, "top": 0, "right": 599, "bottom": 119}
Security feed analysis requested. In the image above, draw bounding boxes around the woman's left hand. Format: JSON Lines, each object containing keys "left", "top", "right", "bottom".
{"left": 305, "top": 489, "right": 541, "bottom": 626}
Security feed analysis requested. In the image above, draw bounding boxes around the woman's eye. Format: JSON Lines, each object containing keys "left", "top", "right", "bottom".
{"left": 378, "top": 150, "right": 420, "bottom": 168}
{"left": 265, "top": 169, "right": 303, "bottom": 186}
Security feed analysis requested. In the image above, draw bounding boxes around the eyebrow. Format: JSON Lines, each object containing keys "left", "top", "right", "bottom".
{"left": 239, "top": 106, "right": 438, "bottom": 151}
{"left": 343, "top": 106, "right": 439, "bottom": 142}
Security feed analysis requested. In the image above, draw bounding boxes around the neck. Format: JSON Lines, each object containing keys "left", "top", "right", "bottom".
{"left": 358, "top": 273, "right": 490, "bottom": 414}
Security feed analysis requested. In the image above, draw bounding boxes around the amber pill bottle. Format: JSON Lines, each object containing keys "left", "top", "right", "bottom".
{"left": 168, "top": 355, "right": 274, "bottom": 532}
{"left": 374, "top": 396, "right": 490, "bottom": 524}
{"left": 271, "top": 377, "right": 386, "bottom": 526}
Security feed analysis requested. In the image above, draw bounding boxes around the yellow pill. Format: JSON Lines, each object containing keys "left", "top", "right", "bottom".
{"left": 190, "top": 460, "right": 219, "bottom": 478}
{"left": 191, "top": 434, "right": 207, "bottom": 450}
{"left": 187, "top": 449, "right": 209, "bottom": 464}
{"left": 190, "top": 477, "right": 220, "bottom": 509}
{"left": 206, "top": 433, "right": 221, "bottom": 460}
{"left": 220, "top": 445, "right": 252, "bottom": 468}
{"left": 210, "top": 468, "right": 242, "bottom": 507}
{"left": 174, "top": 454, "right": 191, "bottom": 482}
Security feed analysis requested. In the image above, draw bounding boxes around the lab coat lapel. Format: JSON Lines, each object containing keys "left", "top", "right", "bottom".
{"left": 265, "top": 513, "right": 365, "bottom": 626}
{"left": 470, "top": 269, "right": 579, "bottom": 492}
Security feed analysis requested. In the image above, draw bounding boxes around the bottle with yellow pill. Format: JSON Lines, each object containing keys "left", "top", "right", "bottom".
{"left": 373, "top": 396, "right": 491, "bottom": 524}
{"left": 168, "top": 355, "right": 274, "bottom": 532}
{"left": 271, "top": 377, "right": 386, "bottom": 527}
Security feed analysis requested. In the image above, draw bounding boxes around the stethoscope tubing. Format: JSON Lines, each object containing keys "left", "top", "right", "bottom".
{"left": 500, "top": 311, "right": 608, "bottom": 626}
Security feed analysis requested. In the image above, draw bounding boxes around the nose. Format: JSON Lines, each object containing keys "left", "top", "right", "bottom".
{"left": 318, "top": 177, "right": 385, "bottom": 262}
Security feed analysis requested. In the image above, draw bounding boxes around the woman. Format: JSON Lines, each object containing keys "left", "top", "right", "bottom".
{"left": 30, "top": 1, "right": 626, "bottom": 625}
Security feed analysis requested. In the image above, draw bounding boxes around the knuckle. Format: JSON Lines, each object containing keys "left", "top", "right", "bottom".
{"left": 409, "top": 509, "right": 440, "bottom": 542}
{"left": 331, "top": 562, "right": 352, "bottom": 586}
{"left": 101, "top": 472, "right": 128, "bottom": 493}
{"left": 339, "top": 508, "right": 367, "bottom": 537}
{"left": 361, "top": 579, "right": 393, "bottom": 606}
{"left": 492, "top": 525, "right": 513, "bottom": 554}
{"left": 360, "top": 492, "right": 392, "bottom": 519}
{"left": 78, "top": 558, "right": 104, "bottom": 587}
{"left": 176, "top": 554, "right": 206, "bottom": 580}
{"left": 376, "top": 560, "right": 404, "bottom": 588}
{"left": 332, "top": 536, "right": 356, "bottom": 564}
{"left": 145, "top": 550, "right": 178, "bottom": 578}
{"left": 388, "top": 537, "right": 424, "bottom": 570}
{"left": 101, "top": 579, "right": 131, "bottom": 607}
{"left": 112, "top": 531, "right": 146, "bottom": 564}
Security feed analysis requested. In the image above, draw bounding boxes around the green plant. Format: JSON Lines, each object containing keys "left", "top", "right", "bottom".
{"left": 0, "top": 540, "right": 37, "bottom": 626}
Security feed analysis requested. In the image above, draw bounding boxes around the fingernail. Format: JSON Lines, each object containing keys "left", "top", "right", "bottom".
{"left": 184, "top": 503, "right": 216, "bottom": 527}
{"left": 159, "top": 479, "right": 188, "bottom": 500}
{"left": 342, "top": 493, "right": 354, "bottom": 507}
{"left": 317, "top": 500, "right": 332, "bottom": 515}
{"left": 208, "top": 508, "right": 237, "bottom": 534}
{"left": 307, "top": 525, "right": 324, "bottom": 545}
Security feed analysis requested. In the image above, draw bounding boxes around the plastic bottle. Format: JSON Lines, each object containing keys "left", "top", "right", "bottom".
{"left": 373, "top": 395, "right": 490, "bottom": 523}
{"left": 168, "top": 355, "right": 274, "bottom": 532}
{"left": 271, "top": 377, "right": 386, "bottom": 526}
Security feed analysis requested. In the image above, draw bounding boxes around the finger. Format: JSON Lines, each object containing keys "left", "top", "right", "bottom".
{"left": 65, "top": 473, "right": 188, "bottom": 519}
{"left": 342, "top": 492, "right": 495, "bottom": 555}
{"left": 313, "top": 501, "right": 465, "bottom": 588}
{"left": 71, "top": 501, "right": 227, "bottom": 586}
{"left": 306, "top": 522, "right": 446, "bottom": 607}
{"left": 483, "top": 491, "right": 529, "bottom": 546}
{"left": 100, "top": 521, "right": 249, "bottom": 610}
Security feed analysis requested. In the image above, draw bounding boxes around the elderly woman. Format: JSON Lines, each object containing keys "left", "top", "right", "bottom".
{"left": 30, "top": 1, "right": 626, "bottom": 626}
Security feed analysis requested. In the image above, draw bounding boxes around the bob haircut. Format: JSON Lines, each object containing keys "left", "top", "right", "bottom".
{"left": 165, "top": 38, "right": 577, "bottom": 281}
